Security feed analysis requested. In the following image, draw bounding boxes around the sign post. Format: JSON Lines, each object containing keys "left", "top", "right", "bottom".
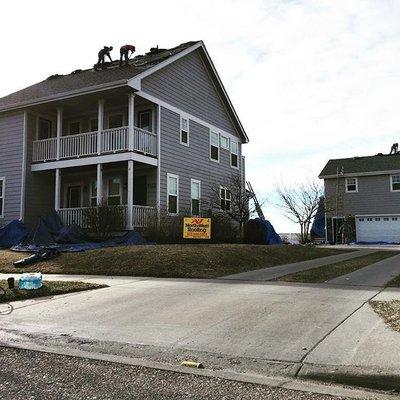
{"left": 183, "top": 217, "right": 211, "bottom": 240}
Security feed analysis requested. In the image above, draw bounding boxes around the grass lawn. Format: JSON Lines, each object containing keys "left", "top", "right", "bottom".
{"left": 277, "top": 251, "right": 399, "bottom": 283}
{"left": 0, "top": 245, "right": 351, "bottom": 279}
{"left": 370, "top": 300, "right": 400, "bottom": 334}
{"left": 0, "top": 280, "right": 107, "bottom": 303}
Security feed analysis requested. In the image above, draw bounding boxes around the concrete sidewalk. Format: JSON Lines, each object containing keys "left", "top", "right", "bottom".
{"left": 222, "top": 249, "right": 375, "bottom": 281}
{"left": 327, "top": 253, "right": 400, "bottom": 286}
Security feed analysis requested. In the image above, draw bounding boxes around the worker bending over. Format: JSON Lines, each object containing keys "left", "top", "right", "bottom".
{"left": 120, "top": 44, "right": 136, "bottom": 67}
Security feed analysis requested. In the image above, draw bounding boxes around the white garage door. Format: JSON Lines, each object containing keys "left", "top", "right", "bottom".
{"left": 356, "top": 216, "right": 400, "bottom": 243}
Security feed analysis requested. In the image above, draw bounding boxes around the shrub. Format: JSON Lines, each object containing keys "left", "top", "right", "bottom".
{"left": 210, "top": 213, "right": 239, "bottom": 243}
{"left": 83, "top": 202, "right": 126, "bottom": 241}
{"left": 243, "top": 219, "right": 265, "bottom": 244}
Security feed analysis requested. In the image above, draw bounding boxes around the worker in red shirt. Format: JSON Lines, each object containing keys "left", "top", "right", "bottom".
{"left": 120, "top": 45, "right": 136, "bottom": 67}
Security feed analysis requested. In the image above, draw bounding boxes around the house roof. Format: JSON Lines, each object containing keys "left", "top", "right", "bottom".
{"left": 0, "top": 41, "right": 198, "bottom": 112}
{"left": 0, "top": 40, "right": 248, "bottom": 143}
{"left": 319, "top": 154, "right": 400, "bottom": 177}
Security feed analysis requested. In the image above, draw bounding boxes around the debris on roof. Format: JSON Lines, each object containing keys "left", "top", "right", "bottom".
{"left": 46, "top": 74, "right": 63, "bottom": 80}
{"left": 70, "top": 69, "right": 83, "bottom": 75}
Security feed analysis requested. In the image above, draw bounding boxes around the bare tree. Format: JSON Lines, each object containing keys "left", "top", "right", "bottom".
{"left": 274, "top": 181, "right": 322, "bottom": 243}
{"left": 210, "top": 175, "right": 260, "bottom": 240}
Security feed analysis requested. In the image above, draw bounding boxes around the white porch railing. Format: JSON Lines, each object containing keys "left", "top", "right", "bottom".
{"left": 58, "top": 205, "right": 155, "bottom": 229}
{"left": 58, "top": 207, "right": 90, "bottom": 228}
{"left": 60, "top": 131, "right": 98, "bottom": 159}
{"left": 32, "top": 137, "right": 57, "bottom": 162}
{"left": 101, "top": 126, "right": 129, "bottom": 153}
{"left": 32, "top": 126, "right": 158, "bottom": 162}
{"left": 132, "top": 205, "right": 155, "bottom": 228}
{"left": 133, "top": 127, "right": 157, "bottom": 156}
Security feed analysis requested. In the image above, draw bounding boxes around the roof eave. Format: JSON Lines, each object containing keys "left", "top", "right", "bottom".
{"left": 0, "top": 79, "right": 130, "bottom": 114}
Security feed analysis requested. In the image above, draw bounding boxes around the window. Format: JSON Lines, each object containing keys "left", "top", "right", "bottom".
{"left": 375, "top": 217, "right": 381, "bottom": 221}
{"left": 367, "top": 218, "right": 373, "bottom": 221}
{"left": 108, "top": 113, "right": 124, "bottom": 129}
{"left": 0, "top": 177, "right": 4, "bottom": 218}
{"left": 90, "top": 180, "right": 97, "bottom": 206}
{"left": 167, "top": 174, "right": 179, "bottom": 214}
{"left": 180, "top": 116, "right": 189, "bottom": 145}
{"left": 358, "top": 218, "right": 364, "bottom": 222}
{"left": 138, "top": 110, "right": 152, "bottom": 131}
{"left": 391, "top": 175, "right": 400, "bottom": 191}
{"left": 220, "top": 186, "right": 231, "bottom": 211}
{"left": 191, "top": 179, "right": 201, "bottom": 216}
{"left": 384, "top": 217, "right": 389, "bottom": 221}
{"left": 345, "top": 177, "right": 358, "bottom": 192}
{"left": 89, "top": 118, "right": 98, "bottom": 132}
{"left": 393, "top": 217, "right": 398, "bottom": 221}
{"left": 230, "top": 141, "right": 239, "bottom": 168}
{"left": 210, "top": 131, "right": 219, "bottom": 161}
{"left": 107, "top": 177, "right": 122, "bottom": 205}
{"left": 37, "top": 118, "right": 52, "bottom": 140}
{"left": 69, "top": 121, "right": 81, "bottom": 135}
{"left": 220, "top": 136, "right": 229, "bottom": 150}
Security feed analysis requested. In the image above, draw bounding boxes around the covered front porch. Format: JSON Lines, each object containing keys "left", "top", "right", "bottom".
{"left": 54, "top": 161, "right": 157, "bottom": 229}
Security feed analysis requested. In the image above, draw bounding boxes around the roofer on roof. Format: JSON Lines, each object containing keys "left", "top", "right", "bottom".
{"left": 120, "top": 44, "right": 136, "bottom": 67}
{"left": 95, "top": 46, "right": 113, "bottom": 70}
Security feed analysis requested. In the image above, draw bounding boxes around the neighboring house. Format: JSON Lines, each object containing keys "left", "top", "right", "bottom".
{"left": 319, "top": 153, "right": 400, "bottom": 243}
{"left": 0, "top": 41, "right": 248, "bottom": 229}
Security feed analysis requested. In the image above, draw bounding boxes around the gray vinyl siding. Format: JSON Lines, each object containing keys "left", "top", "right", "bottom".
{"left": 160, "top": 107, "right": 242, "bottom": 214}
{"left": 24, "top": 113, "right": 55, "bottom": 227}
{"left": 324, "top": 174, "right": 400, "bottom": 216}
{"left": 0, "top": 112, "right": 24, "bottom": 225}
{"left": 142, "top": 49, "right": 239, "bottom": 137}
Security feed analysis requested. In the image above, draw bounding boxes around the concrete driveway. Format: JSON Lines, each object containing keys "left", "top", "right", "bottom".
{"left": 1, "top": 273, "right": 400, "bottom": 390}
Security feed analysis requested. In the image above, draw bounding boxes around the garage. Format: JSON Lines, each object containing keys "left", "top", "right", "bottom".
{"left": 356, "top": 215, "right": 400, "bottom": 243}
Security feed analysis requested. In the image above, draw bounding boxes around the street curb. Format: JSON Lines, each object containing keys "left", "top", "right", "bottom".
{"left": 299, "top": 363, "right": 400, "bottom": 393}
{"left": 0, "top": 342, "right": 397, "bottom": 400}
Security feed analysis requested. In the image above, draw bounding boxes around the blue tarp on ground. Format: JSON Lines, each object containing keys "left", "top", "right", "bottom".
{"left": 311, "top": 197, "right": 325, "bottom": 239}
{"left": 12, "top": 230, "right": 150, "bottom": 253}
{"left": 3, "top": 210, "right": 151, "bottom": 253}
{"left": 245, "top": 218, "right": 283, "bottom": 245}
{"left": 0, "top": 220, "right": 30, "bottom": 248}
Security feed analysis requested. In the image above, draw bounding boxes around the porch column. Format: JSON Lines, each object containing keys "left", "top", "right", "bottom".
{"left": 96, "top": 164, "right": 103, "bottom": 205}
{"left": 97, "top": 99, "right": 104, "bottom": 155}
{"left": 156, "top": 104, "right": 161, "bottom": 224}
{"left": 127, "top": 160, "right": 134, "bottom": 230}
{"left": 128, "top": 93, "right": 135, "bottom": 151}
{"left": 55, "top": 168, "right": 61, "bottom": 211}
{"left": 56, "top": 107, "right": 63, "bottom": 160}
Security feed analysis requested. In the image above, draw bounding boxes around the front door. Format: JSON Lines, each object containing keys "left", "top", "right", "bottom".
{"left": 133, "top": 176, "right": 147, "bottom": 206}
{"left": 138, "top": 110, "right": 152, "bottom": 131}
{"left": 67, "top": 186, "right": 82, "bottom": 208}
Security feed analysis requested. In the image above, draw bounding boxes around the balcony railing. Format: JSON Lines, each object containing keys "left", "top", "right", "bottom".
{"left": 57, "top": 205, "right": 155, "bottom": 229}
{"left": 32, "top": 126, "right": 157, "bottom": 163}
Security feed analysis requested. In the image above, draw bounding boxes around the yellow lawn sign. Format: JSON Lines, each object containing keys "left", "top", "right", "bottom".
{"left": 183, "top": 217, "right": 211, "bottom": 240}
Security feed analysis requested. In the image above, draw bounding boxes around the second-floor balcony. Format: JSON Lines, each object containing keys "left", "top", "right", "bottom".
{"left": 32, "top": 126, "right": 157, "bottom": 163}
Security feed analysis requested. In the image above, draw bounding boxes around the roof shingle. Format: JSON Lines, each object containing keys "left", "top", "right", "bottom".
{"left": 319, "top": 154, "right": 400, "bottom": 177}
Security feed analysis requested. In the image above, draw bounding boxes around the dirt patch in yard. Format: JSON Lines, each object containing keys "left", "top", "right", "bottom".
{"left": 370, "top": 300, "right": 400, "bottom": 334}
{"left": 0, "top": 245, "right": 351, "bottom": 279}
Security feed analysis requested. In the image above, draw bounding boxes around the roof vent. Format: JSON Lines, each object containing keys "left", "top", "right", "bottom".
{"left": 376, "top": 152, "right": 384, "bottom": 156}
{"left": 47, "top": 74, "right": 63, "bottom": 80}
{"left": 71, "top": 69, "right": 83, "bottom": 75}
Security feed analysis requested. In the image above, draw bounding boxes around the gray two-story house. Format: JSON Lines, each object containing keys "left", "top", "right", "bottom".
{"left": 319, "top": 153, "right": 400, "bottom": 243}
{"left": 0, "top": 41, "right": 248, "bottom": 230}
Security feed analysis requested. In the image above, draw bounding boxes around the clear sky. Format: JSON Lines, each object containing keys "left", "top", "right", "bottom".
{"left": 1, "top": 0, "right": 400, "bottom": 232}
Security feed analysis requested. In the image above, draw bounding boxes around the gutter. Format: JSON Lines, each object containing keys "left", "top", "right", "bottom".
{"left": 0, "top": 79, "right": 130, "bottom": 114}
